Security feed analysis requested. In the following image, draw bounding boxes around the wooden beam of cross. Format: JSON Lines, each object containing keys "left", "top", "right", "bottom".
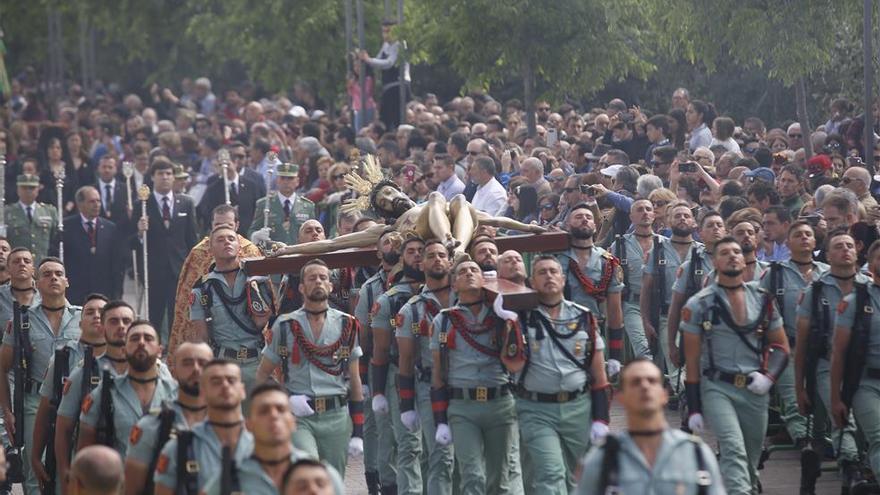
{"left": 242, "top": 231, "right": 570, "bottom": 310}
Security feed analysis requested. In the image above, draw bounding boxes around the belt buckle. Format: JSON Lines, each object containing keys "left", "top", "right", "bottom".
{"left": 475, "top": 387, "right": 488, "bottom": 401}
{"left": 557, "top": 391, "right": 569, "bottom": 402}
{"left": 734, "top": 374, "right": 747, "bottom": 388}
{"left": 658, "top": 259, "right": 667, "bottom": 265}
{"left": 695, "top": 269, "right": 704, "bottom": 276}
{"left": 186, "top": 460, "right": 200, "bottom": 473}
{"left": 776, "top": 288, "right": 785, "bottom": 295}
{"left": 314, "top": 397, "right": 327, "bottom": 413}
{"left": 237, "top": 348, "right": 249, "bottom": 360}
{"left": 866, "top": 305, "right": 874, "bottom": 314}
{"left": 90, "top": 375, "right": 100, "bottom": 386}
{"left": 20, "top": 321, "right": 29, "bottom": 330}
{"left": 279, "top": 346, "right": 289, "bottom": 359}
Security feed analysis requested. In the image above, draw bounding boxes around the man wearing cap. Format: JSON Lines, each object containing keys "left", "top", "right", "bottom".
{"left": 248, "top": 162, "right": 315, "bottom": 247}
{"left": 172, "top": 164, "right": 189, "bottom": 195}
{"left": 197, "top": 144, "right": 262, "bottom": 235}
{"left": 6, "top": 174, "right": 58, "bottom": 265}
{"left": 743, "top": 167, "right": 776, "bottom": 185}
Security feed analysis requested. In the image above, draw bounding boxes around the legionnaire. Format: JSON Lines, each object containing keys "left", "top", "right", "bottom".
{"left": 190, "top": 225, "right": 275, "bottom": 393}
{"left": 153, "top": 359, "right": 253, "bottom": 494}
{"left": 77, "top": 320, "right": 177, "bottom": 456}
{"left": 5, "top": 174, "right": 58, "bottom": 265}
{"left": 0, "top": 256, "right": 82, "bottom": 494}
{"left": 470, "top": 237, "right": 499, "bottom": 272}
{"left": 248, "top": 162, "right": 316, "bottom": 246}
{"left": 575, "top": 359, "right": 724, "bottom": 495}
{"left": 276, "top": 220, "right": 328, "bottom": 315}
{"left": 354, "top": 229, "right": 402, "bottom": 494}
{"left": 429, "top": 258, "right": 522, "bottom": 495}
{"left": 681, "top": 237, "right": 789, "bottom": 494}
{"left": 257, "top": 259, "right": 366, "bottom": 477}
{"left": 758, "top": 221, "right": 826, "bottom": 455}
{"left": 497, "top": 250, "right": 527, "bottom": 286}
{"left": 372, "top": 236, "right": 425, "bottom": 495}
{"left": 123, "top": 342, "right": 212, "bottom": 495}
{"left": 200, "top": 382, "right": 345, "bottom": 495}
{"left": 831, "top": 239, "right": 880, "bottom": 480}
{"left": 668, "top": 210, "right": 726, "bottom": 367}
{"left": 608, "top": 198, "right": 657, "bottom": 359}
{"left": 53, "top": 300, "right": 136, "bottom": 490}
{"left": 729, "top": 220, "right": 769, "bottom": 283}
{"left": 396, "top": 240, "right": 455, "bottom": 494}
{"left": 31, "top": 293, "right": 107, "bottom": 493}
{"left": 516, "top": 255, "right": 610, "bottom": 493}
{"left": 0, "top": 248, "right": 39, "bottom": 346}
{"left": 555, "top": 203, "right": 625, "bottom": 375}
{"left": 795, "top": 228, "right": 871, "bottom": 493}
{"left": 640, "top": 201, "right": 700, "bottom": 394}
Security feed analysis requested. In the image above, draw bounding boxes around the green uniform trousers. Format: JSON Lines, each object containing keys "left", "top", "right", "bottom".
{"left": 386, "top": 364, "right": 423, "bottom": 494}
{"left": 623, "top": 300, "right": 651, "bottom": 359}
{"left": 775, "top": 349, "right": 808, "bottom": 441}
{"left": 415, "top": 379, "right": 454, "bottom": 495}
{"left": 515, "top": 394, "right": 590, "bottom": 494}
{"left": 853, "top": 376, "right": 880, "bottom": 475}
{"left": 370, "top": 363, "right": 398, "bottom": 486}
{"left": 815, "top": 359, "right": 858, "bottom": 462}
{"left": 658, "top": 315, "right": 683, "bottom": 391}
{"left": 364, "top": 394, "right": 379, "bottom": 476}
{"left": 702, "top": 378, "right": 768, "bottom": 495}
{"left": 292, "top": 407, "right": 352, "bottom": 478}
{"left": 21, "top": 392, "right": 40, "bottom": 495}
{"left": 448, "top": 394, "right": 516, "bottom": 495}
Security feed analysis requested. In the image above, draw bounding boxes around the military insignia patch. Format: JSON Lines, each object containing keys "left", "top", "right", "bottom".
{"left": 797, "top": 292, "right": 805, "bottom": 305}
{"left": 62, "top": 379, "right": 72, "bottom": 396}
{"left": 676, "top": 266, "right": 683, "bottom": 279}
{"left": 682, "top": 307, "right": 692, "bottom": 323}
{"left": 81, "top": 394, "right": 93, "bottom": 414}
{"left": 371, "top": 303, "right": 380, "bottom": 316}
{"left": 394, "top": 314, "right": 404, "bottom": 328}
{"left": 129, "top": 425, "right": 142, "bottom": 445}
{"left": 837, "top": 300, "right": 849, "bottom": 315}
{"left": 156, "top": 454, "right": 169, "bottom": 474}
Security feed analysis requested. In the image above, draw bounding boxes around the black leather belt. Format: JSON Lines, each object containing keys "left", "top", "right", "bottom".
{"left": 703, "top": 370, "right": 753, "bottom": 388}
{"left": 220, "top": 347, "right": 260, "bottom": 360}
{"left": 516, "top": 388, "right": 583, "bottom": 403}
{"left": 23, "top": 379, "right": 42, "bottom": 394}
{"left": 866, "top": 368, "right": 880, "bottom": 379}
{"left": 450, "top": 386, "right": 510, "bottom": 402}
{"left": 308, "top": 395, "right": 348, "bottom": 414}
{"left": 416, "top": 366, "right": 432, "bottom": 383}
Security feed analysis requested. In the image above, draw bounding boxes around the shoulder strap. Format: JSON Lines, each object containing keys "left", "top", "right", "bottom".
{"left": 146, "top": 405, "right": 178, "bottom": 495}
{"left": 770, "top": 262, "right": 784, "bottom": 317}
{"left": 598, "top": 435, "right": 621, "bottom": 493}
{"left": 615, "top": 236, "right": 629, "bottom": 298}
{"left": 280, "top": 321, "right": 290, "bottom": 384}
{"left": 176, "top": 430, "right": 199, "bottom": 495}
{"left": 97, "top": 370, "right": 116, "bottom": 447}
{"left": 690, "top": 436, "right": 712, "bottom": 495}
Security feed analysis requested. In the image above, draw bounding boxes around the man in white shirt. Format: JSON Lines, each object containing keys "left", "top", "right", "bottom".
{"left": 470, "top": 156, "right": 508, "bottom": 217}
{"left": 431, "top": 154, "right": 465, "bottom": 200}
{"left": 359, "top": 19, "right": 409, "bottom": 129}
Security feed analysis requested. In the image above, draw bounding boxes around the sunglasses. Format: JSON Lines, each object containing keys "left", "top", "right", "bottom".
{"left": 538, "top": 107, "right": 551, "bottom": 111}
{"left": 540, "top": 204, "right": 556, "bottom": 210}
{"left": 332, "top": 173, "right": 346, "bottom": 180}
{"left": 652, "top": 200, "right": 669, "bottom": 207}
{"left": 788, "top": 134, "right": 802, "bottom": 139}
{"left": 841, "top": 177, "right": 862, "bottom": 185}
{"left": 230, "top": 154, "right": 246, "bottom": 160}
{"left": 548, "top": 176, "right": 566, "bottom": 182}
{"left": 563, "top": 187, "right": 578, "bottom": 193}
{"left": 467, "top": 151, "right": 480, "bottom": 156}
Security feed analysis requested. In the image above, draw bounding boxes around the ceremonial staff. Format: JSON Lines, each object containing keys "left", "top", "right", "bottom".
{"left": 218, "top": 148, "right": 231, "bottom": 205}
{"left": 123, "top": 161, "right": 139, "bottom": 288}
{"left": 263, "top": 151, "right": 278, "bottom": 227}
{"left": 138, "top": 185, "right": 150, "bottom": 318}
{"left": 0, "top": 156, "right": 6, "bottom": 237}
{"left": 54, "top": 169, "right": 65, "bottom": 263}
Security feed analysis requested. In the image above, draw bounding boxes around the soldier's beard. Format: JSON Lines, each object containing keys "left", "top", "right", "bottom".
{"left": 128, "top": 352, "right": 158, "bottom": 372}
{"left": 569, "top": 226, "right": 594, "bottom": 240}
{"left": 382, "top": 252, "right": 401, "bottom": 265}
{"left": 740, "top": 243, "right": 755, "bottom": 254}
{"left": 721, "top": 269, "right": 743, "bottom": 277}
{"left": 478, "top": 260, "right": 497, "bottom": 272}
{"left": 403, "top": 263, "right": 425, "bottom": 282}
{"left": 427, "top": 270, "right": 449, "bottom": 281}
{"left": 307, "top": 289, "right": 329, "bottom": 302}
{"left": 180, "top": 382, "right": 200, "bottom": 397}
{"left": 672, "top": 227, "right": 693, "bottom": 237}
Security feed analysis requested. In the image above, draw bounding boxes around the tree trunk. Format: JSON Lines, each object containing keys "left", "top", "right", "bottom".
{"left": 796, "top": 77, "right": 813, "bottom": 161}
{"left": 524, "top": 59, "right": 536, "bottom": 138}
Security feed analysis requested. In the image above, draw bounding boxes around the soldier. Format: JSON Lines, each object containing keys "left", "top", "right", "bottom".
{"left": 681, "top": 237, "right": 789, "bottom": 494}
{"left": 575, "top": 359, "right": 724, "bottom": 495}
{"left": 31, "top": 293, "right": 107, "bottom": 492}
{"left": 123, "top": 342, "right": 212, "bottom": 495}
{"left": 153, "top": 359, "right": 253, "bottom": 494}
{"left": 256, "top": 259, "right": 365, "bottom": 477}
{"left": 200, "top": 382, "right": 345, "bottom": 495}
{"left": 5, "top": 174, "right": 58, "bottom": 265}
{"left": 53, "top": 300, "right": 136, "bottom": 490}
{"left": 516, "top": 255, "right": 610, "bottom": 492}
{"left": 831, "top": 239, "right": 880, "bottom": 478}
{"left": 470, "top": 237, "right": 499, "bottom": 272}
{"left": 608, "top": 198, "right": 657, "bottom": 359}
{"left": 0, "top": 248, "right": 39, "bottom": 340}
{"left": 248, "top": 162, "right": 316, "bottom": 246}
{"left": 372, "top": 235, "right": 425, "bottom": 494}
{"left": 0, "top": 256, "right": 81, "bottom": 494}
{"left": 282, "top": 459, "right": 339, "bottom": 495}
{"left": 729, "top": 220, "right": 769, "bottom": 282}
{"left": 555, "top": 203, "right": 625, "bottom": 375}
{"left": 396, "top": 240, "right": 455, "bottom": 494}
{"left": 640, "top": 201, "right": 700, "bottom": 395}
{"left": 77, "top": 320, "right": 177, "bottom": 456}
{"left": 354, "top": 229, "right": 402, "bottom": 494}
{"left": 795, "top": 228, "right": 871, "bottom": 493}
{"left": 276, "top": 220, "right": 328, "bottom": 315}
{"left": 190, "top": 225, "right": 274, "bottom": 393}
{"left": 497, "top": 250, "right": 527, "bottom": 285}
{"left": 668, "top": 210, "right": 726, "bottom": 367}
{"left": 429, "top": 259, "right": 520, "bottom": 495}
{"left": 758, "top": 221, "right": 826, "bottom": 460}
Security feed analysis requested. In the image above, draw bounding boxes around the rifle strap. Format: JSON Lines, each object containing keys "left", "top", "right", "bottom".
{"left": 219, "top": 444, "right": 240, "bottom": 495}
{"left": 598, "top": 434, "right": 620, "bottom": 493}
{"left": 98, "top": 369, "right": 115, "bottom": 448}
{"left": 146, "top": 404, "right": 178, "bottom": 495}
{"left": 176, "top": 430, "right": 199, "bottom": 495}
{"left": 686, "top": 246, "right": 704, "bottom": 298}
{"left": 691, "top": 436, "right": 712, "bottom": 494}
{"left": 615, "top": 235, "right": 629, "bottom": 299}
{"left": 771, "top": 262, "right": 784, "bottom": 318}
{"left": 653, "top": 236, "right": 666, "bottom": 314}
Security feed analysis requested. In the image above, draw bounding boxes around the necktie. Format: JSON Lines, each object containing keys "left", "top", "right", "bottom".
{"left": 105, "top": 184, "right": 113, "bottom": 208}
{"left": 26, "top": 206, "right": 32, "bottom": 223}
{"left": 162, "top": 197, "right": 171, "bottom": 227}
{"left": 229, "top": 183, "right": 239, "bottom": 205}
{"left": 86, "top": 220, "right": 96, "bottom": 253}
{"left": 283, "top": 199, "right": 291, "bottom": 220}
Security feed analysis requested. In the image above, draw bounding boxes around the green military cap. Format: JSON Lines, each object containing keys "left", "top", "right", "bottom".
{"left": 172, "top": 164, "right": 189, "bottom": 179}
{"left": 277, "top": 162, "right": 300, "bottom": 177}
{"left": 17, "top": 174, "right": 39, "bottom": 187}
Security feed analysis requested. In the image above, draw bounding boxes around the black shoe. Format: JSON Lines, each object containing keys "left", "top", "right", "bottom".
{"left": 380, "top": 484, "right": 398, "bottom": 495}
{"left": 365, "top": 471, "right": 381, "bottom": 495}
{"left": 842, "top": 461, "right": 872, "bottom": 495}
{"left": 800, "top": 445, "right": 821, "bottom": 494}
{"left": 758, "top": 446, "right": 770, "bottom": 470}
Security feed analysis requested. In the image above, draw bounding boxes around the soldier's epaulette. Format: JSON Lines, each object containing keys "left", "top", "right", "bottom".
{"left": 567, "top": 301, "right": 592, "bottom": 315}
{"left": 384, "top": 286, "right": 401, "bottom": 297}
{"left": 300, "top": 196, "right": 314, "bottom": 205}
{"left": 404, "top": 294, "right": 421, "bottom": 306}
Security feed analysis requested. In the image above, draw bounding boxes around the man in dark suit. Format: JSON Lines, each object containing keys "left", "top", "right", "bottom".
{"left": 61, "top": 185, "right": 123, "bottom": 304}
{"left": 196, "top": 143, "right": 262, "bottom": 235}
{"left": 95, "top": 154, "right": 132, "bottom": 232}
{"left": 134, "top": 158, "right": 199, "bottom": 343}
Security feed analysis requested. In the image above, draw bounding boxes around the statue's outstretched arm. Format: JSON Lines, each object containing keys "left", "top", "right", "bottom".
{"left": 475, "top": 211, "right": 547, "bottom": 234}
{"left": 270, "top": 224, "right": 385, "bottom": 256}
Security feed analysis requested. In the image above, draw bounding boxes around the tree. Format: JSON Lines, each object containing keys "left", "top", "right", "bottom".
{"left": 403, "top": 0, "right": 655, "bottom": 136}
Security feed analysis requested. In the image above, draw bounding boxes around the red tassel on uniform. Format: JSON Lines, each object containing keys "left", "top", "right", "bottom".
{"left": 291, "top": 341, "right": 301, "bottom": 365}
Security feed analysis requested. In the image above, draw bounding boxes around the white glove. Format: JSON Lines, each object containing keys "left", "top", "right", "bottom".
{"left": 362, "top": 384, "right": 370, "bottom": 399}
{"left": 747, "top": 371, "right": 773, "bottom": 396}
{"left": 435, "top": 423, "right": 453, "bottom": 446}
{"left": 371, "top": 394, "right": 389, "bottom": 415}
{"left": 289, "top": 395, "right": 315, "bottom": 417}
{"left": 347, "top": 437, "right": 364, "bottom": 457}
{"left": 493, "top": 293, "right": 518, "bottom": 321}
{"left": 606, "top": 359, "right": 622, "bottom": 378}
{"left": 246, "top": 275, "right": 269, "bottom": 283}
{"left": 590, "top": 421, "right": 610, "bottom": 444}
{"left": 250, "top": 226, "right": 272, "bottom": 244}
{"left": 400, "top": 410, "right": 420, "bottom": 432}
{"left": 688, "top": 413, "right": 704, "bottom": 434}
{"left": 324, "top": 191, "right": 346, "bottom": 205}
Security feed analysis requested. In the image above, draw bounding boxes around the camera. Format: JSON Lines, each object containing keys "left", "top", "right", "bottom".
{"left": 679, "top": 162, "right": 697, "bottom": 173}
{"left": 579, "top": 184, "right": 597, "bottom": 196}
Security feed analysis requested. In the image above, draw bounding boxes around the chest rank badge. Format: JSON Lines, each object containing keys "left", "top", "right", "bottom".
{"left": 568, "top": 321, "right": 578, "bottom": 330}
{"left": 574, "top": 342, "right": 583, "bottom": 356}
{"left": 341, "top": 289, "right": 350, "bottom": 300}
{"left": 412, "top": 322, "right": 420, "bottom": 336}
{"left": 334, "top": 346, "right": 351, "bottom": 362}
{"left": 250, "top": 281, "right": 267, "bottom": 313}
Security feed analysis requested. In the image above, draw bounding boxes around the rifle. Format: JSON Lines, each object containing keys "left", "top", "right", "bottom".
{"left": 44, "top": 348, "right": 70, "bottom": 495}
{"left": 649, "top": 236, "right": 664, "bottom": 370}
{"left": 841, "top": 283, "right": 870, "bottom": 408}
{"left": 95, "top": 369, "right": 116, "bottom": 447}
{"left": 803, "top": 281, "right": 826, "bottom": 431}
{"left": 142, "top": 404, "right": 177, "bottom": 495}
{"left": 7, "top": 302, "right": 29, "bottom": 483}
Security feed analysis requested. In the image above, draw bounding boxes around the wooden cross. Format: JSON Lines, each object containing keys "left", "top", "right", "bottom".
{"left": 242, "top": 232, "right": 570, "bottom": 309}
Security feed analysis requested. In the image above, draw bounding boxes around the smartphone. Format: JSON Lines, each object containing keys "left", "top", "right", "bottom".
{"left": 546, "top": 128, "right": 558, "bottom": 147}
{"left": 579, "top": 184, "right": 597, "bottom": 196}
{"left": 803, "top": 214, "right": 822, "bottom": 227}
{"left": 679, "top": 162, "right": 697, "bottom": 173}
